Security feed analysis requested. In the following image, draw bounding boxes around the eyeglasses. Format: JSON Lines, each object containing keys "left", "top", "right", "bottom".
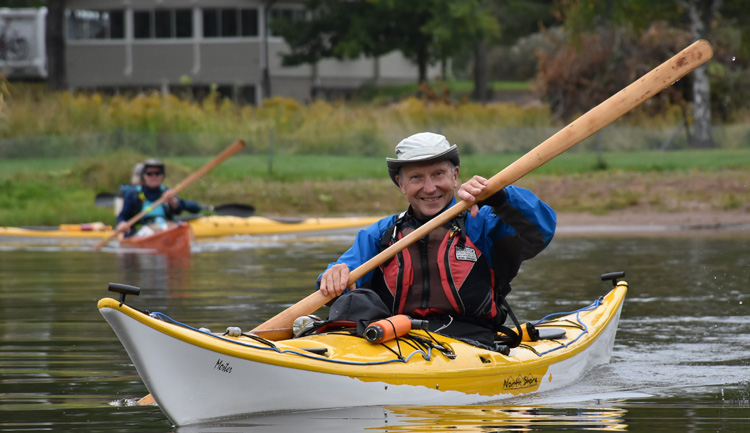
{"left": 144, "top": 171, "right": 163, "bottom": 176}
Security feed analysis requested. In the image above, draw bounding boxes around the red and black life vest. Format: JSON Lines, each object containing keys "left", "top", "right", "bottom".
{"left": 371, "top": 212, "right": 502, "bottom": 325}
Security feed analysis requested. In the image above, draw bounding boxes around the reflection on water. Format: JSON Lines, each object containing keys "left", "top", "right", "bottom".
{"left": 173, "top": 404, "right": 631, "bottom": 433}
{"left": 1, "top": 232, "right": 749, "bottom": 432}
{"left": 382, "top": 404, "right": 629, "bottom": 432}
{"left": 116, "top": 252, "right": 193, "bottom": 297}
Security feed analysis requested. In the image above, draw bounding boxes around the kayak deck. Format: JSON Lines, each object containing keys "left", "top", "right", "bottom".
{"left": 0, "top": 223, "right": 113, "bottom": 239}
{"left": 187, "top": 215, "right": 384, "bottom": 237}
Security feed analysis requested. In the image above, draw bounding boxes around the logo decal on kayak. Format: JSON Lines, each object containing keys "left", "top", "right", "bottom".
{"left": 502, "top": 374, "right": 539, "bottom": 390}
{"left": 455, "top": 246, "right": 477, "bottom": 262}
{"left": 214, "top": 358, "right": 232, "bottom": 374}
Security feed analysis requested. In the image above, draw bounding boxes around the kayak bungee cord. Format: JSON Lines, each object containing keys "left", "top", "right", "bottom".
{"left": 148, "top": 311, "right": 434, "bottom": 366}
{"left": 526, "top": 298, "right": 602, "bottom": 357}
{"left": 533, "top": 298, "right": 602, "bottom": 325}
{"left": 146, "top": 297, "right": 603, "bottom": 363}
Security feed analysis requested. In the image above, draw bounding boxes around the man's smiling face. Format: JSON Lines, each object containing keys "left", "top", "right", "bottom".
{"left": 396, "top": 160, "right": 459, "bottom": 219}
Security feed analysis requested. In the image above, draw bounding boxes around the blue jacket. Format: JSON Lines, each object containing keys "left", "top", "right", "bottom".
{"left": 320, "top": 185, "right": 556, "bottom": 289}
{"left": 116, "top": 185, "right": 203, "bottom": 225}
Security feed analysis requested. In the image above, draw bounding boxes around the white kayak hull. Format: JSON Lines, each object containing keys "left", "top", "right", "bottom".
{"left": 100, "top": 283, "right": 626, "bottom": 426}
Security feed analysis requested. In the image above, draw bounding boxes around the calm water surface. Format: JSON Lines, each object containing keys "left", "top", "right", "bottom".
{"left": 1, "top": 230, "right": 748, "bottom": 432}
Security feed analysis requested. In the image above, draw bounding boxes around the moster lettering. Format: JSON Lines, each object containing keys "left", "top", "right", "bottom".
{"left": 214, "top": 359, "right": 232, "bottom": 373}
{"left": 503, "top": 374, "right": 538, "bottom": 390}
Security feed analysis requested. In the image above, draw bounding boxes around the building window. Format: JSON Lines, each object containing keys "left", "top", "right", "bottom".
{"left": 175, "top": 10, "right": 192, "bottom": 38}
{"left": 154, "top": 10, "right": 171, "bottom": 38}
{"left": 241, "top": 9, "right": 258, "bottom": 37}
{"left": 203, "top": 8, "right": 258, "bottom": 38}
{"left": 133, "top": 10, "right": 151, "bottom": 39}
{"left": 221, "top": 9, "right": 237, "bottom": 37}
{"left": 134, "top": 9, "right": 193, "bottom": 39}
{"left": 66, "top": 9, "right": 124, "bottom": 40}
{"left": 203, "top": 9, "right": 218, "bottom": 37}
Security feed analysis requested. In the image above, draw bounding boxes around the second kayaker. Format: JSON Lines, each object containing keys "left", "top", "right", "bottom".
{"left": 115, "top": 158, "right": 204, "bottom": 237}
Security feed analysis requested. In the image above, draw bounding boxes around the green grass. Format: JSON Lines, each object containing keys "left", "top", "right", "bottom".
{"left": 176, "top": 154, "right": 389, "bottom": 181}
{"left": 3, "top": 149, "right": 750, "bottom": 183}
{"left": 0, "top": 157, "right": 80, "bottom": 176}
{"left": 491, "top": 81, "right": 533, "bottom": 91}
{"left": 465, "top": 149, "right": 750, "bottom": 177}
{"left": 428, "top": 80, "right": 532, "bottom": 94}
{"left": 1, "top": 149, "right": 749, "bottom": 227}
{"left": 173, "top": 149, "right": 750, "bottom": 181}
{"left": 353, "top": 80, "right": 532, "bottom": 101}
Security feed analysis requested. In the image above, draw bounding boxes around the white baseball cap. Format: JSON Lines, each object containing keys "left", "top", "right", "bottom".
{"left": 386, "top": 132, "right": 460, "bottom": 186}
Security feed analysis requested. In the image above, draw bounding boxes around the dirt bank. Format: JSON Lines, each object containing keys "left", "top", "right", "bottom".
{"left": 556, "top": 209, "right": 750, "bottom": 236}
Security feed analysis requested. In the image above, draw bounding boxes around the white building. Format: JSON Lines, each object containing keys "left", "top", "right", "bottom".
{"left": 65, "top": 0, "right": 439, "bottom": 103}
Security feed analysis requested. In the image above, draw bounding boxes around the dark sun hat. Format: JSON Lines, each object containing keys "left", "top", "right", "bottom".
{"left": 386, "top": 132, "right": 460, "bottom": 186}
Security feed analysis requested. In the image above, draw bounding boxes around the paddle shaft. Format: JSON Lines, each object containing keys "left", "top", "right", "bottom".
{"left": 250, "top": 40, "right": 713, "bottom": 341}
{"left": 94, "top": 140, "right": 246, "bottom": 249}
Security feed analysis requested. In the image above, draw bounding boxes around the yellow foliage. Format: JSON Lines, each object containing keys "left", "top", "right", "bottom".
{"left": 0, "top": 84, "right": 559, "bottom": 155}
{"left": 262, "top": 96, "right": 302, "bottom": 112}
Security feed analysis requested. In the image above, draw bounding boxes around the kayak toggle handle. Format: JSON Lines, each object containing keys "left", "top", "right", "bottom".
{"left": 600, "top": 271, "right": 626, "bottom": 287}
{"left": 108, "top": 282, "right": 141, "bottom": 305}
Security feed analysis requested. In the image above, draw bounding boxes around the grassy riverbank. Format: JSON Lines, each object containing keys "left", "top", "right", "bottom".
{"left": 1, "top": 83, "right": 749, "bottom": 227}
{"left": 1, "top": 149, "right": 749, "bottom": 227}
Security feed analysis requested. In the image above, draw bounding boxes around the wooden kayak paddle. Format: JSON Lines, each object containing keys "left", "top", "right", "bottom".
{"left": 94, "top": 140, "right": 246, "bottom": 250}
{"left": 250, "top": 40, "right": 714, "bottom": 341}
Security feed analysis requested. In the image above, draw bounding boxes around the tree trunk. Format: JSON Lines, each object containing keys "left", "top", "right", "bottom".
{"left": 472, "top": 41, "right": 488, "bottom": 103}
{"left": 417, "top": 59, "right": 428, "bottom": 84}
{"left": 691, "top": 64, "right": 713, "bottom": 148}
{"left": 682, "top": 0, "right": 717, "bottom": 148}
{"left": 415, "top": 41, "right": 430, "bottom": 83}
{"left": 45, "top": 0, "right": 67, "bottom": 91}
{"left": 262, "top": 0, "right": 277, "bottom": 100}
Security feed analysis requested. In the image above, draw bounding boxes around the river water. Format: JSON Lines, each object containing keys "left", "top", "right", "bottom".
{"left": 1, "top": 228, "right": 748, "bottom": 432}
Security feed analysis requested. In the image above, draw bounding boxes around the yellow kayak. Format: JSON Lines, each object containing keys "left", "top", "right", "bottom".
{"left": 0, "top": 215, "right": 383, "bottom": 240}
{"left": 99, "top": 274, "right": 627, "bottom": 426}
{"left": 0, "top": 223, "right": 113, "bottom": 239}
{"left": 187, "top": 215, "right": 383, "bottom": 237}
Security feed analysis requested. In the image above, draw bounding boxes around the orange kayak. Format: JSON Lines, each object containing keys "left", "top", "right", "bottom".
{"left": 118, "top": 222, "right": 192, "bottom": 255}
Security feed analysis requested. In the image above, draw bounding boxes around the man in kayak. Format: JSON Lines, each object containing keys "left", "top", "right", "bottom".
{"left": 115, "top": 159, "right": 204, "bottom": 237}
{"left": 317, "top": 132, "right": 556, "bottom": 347}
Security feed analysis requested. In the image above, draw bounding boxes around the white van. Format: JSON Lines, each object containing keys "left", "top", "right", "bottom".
{"left": 0, "top": 7, "right": 47, "bottom": 79}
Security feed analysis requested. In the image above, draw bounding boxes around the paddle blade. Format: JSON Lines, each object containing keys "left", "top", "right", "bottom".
{"left": 213, "top": 203, "right": 256, "bottom": 217}
{"left": 94, "top": 192, "right": 116, "bottom": 208}
{"left": 138, "top": 394, "right": 156, "bottom": 405}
